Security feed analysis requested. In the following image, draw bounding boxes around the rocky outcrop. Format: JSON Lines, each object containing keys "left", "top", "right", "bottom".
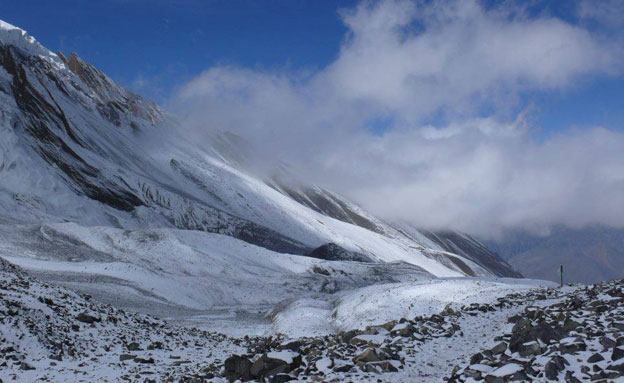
{"left": 306, "top": 243, "right": 373, "bottom": 263}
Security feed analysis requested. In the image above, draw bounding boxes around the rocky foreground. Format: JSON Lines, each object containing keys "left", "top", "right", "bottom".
{"left": 219, "top": 289, "right": 564, "bottom": 383}
{"left": 0, "top": 258, "right": 243, "bottom": 382}
{"left": 1, "top": 255, "right": 624, "bottom": 383}
{"left": 451, "top": 280, "right": 624, "bottom": 383}
{"left": 221, "top": 282, "right": 624, "bottom": 382}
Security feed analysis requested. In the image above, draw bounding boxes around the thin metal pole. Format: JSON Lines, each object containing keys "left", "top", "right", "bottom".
{"left": 559, "top": 264, "right": 563, "bottom": 287}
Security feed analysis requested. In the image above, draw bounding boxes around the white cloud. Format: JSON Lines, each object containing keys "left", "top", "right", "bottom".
{"left": 171, "top": 0, "right": 624, "bottom": 238}
{"left": 578, "top": 0, "right": 624, "bottom": 30}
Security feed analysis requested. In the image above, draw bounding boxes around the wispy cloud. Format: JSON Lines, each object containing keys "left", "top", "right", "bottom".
{"left": 171, "top": 0, "right": 624, "bottom": 238}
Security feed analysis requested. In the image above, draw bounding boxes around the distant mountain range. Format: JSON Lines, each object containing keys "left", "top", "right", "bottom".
{"left": 485, "top": 226, "right": 624, "bottom": 284}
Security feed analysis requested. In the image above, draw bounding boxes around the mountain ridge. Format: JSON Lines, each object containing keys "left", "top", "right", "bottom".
{"left": 0, "top": 18, "right": 526, "bottom": 334}
{"left": 0, "top": 18, "right": 519, "bottom": 280}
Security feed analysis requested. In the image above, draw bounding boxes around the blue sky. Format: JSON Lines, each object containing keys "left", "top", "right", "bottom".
{"left": 1, "top": 0, "right": 622, "bottom": 135}
{"left": 0, "top": 0, "right": 356, "bottom": 100}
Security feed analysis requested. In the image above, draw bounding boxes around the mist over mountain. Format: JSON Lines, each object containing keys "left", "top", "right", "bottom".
{"left": 0, "top": 15, "right": 519, "bottom": 322}
{"left": 171, "top": 0, "right": 624, "bottom": 238}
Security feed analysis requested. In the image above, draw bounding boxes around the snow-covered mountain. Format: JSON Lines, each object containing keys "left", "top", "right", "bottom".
{"left": 0, "top": 19, "right": 519, "bottom": 323}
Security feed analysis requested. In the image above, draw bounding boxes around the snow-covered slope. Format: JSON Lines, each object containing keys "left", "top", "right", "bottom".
{"left": 0, "top": 221, "right": 430, "bottom": 311}
{"left": 0, "top": 18, "right": 517, "bottom": 280}
{"left": 0, "top": 19, "right": 528, "bottom": 336}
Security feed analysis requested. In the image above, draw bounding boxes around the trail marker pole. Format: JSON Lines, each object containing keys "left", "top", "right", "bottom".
{"left": 559, "top": 264, "right": 563, "bottom": 288}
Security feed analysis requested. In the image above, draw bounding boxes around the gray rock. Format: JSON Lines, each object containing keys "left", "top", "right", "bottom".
{"left": 588, "top": 353, "right": 604, "bottom": 363}
{"left": 133, "top": 356, "right": 154, "bottom": 364}
{"left": 545, "top": 359, "right": 560, "bottom": 380}
{"left": 223, "top": 355, "right": 253, "bottom": 382}
{"left": 363, "top": 361, "right": 398, "bottom": 373}
{"left": 491, "top": 342, "right": 507, "bottom": 355}
{"left": 354, "top": 348, "right": 382, "bottom": 364}
{"left": 76, "top": 312, "right": 100, "bottom": 324}
{"left": 250, "top": 354, "right": 290, "bottom": 379}
{"left": 518, "top": 341, "right": 541, "bottom": 357}
{"left": 126, "top": 342, "right": 142, "bottom": 351}
{"left": 270, "top": 373, "right": 294, "bottom": 383}
{"left": 613, "top": 347, "right": 624, "bottom": 361}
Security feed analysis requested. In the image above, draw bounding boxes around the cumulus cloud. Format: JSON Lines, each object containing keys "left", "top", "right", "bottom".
{"left": 171, "top": 0, "right": 624, "bottom": 238}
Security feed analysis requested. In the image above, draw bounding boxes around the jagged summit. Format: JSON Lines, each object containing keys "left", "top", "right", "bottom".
{"left": 0, "top": 19, "right": 61, "bottom": 65}
{"left": 60, "top": 51, "right": 163, "bottom": 126}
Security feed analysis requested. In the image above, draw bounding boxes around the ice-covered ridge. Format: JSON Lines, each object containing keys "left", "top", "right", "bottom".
{"left": 0, "top": 19, "right": 62, "bottom": 66}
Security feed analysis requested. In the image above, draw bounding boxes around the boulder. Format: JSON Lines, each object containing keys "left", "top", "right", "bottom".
{"left": 223, "top": 355, "right": 253, "bottom": 382}
{"left": 612, "top": 347, "right": 624, "bottom": 362}
{"left": 354, "top": 348, "right": 382, "bottom": 364}
{"left": 491, "top": 342, "right": 507, "bottom": 355}
{"left": 126, "top": 342, "right": 142, "bottom": 351}
{"left": 250, "top": 354, "right": 291, "bottom": 379}
{"left": 363, "top": 361, "right": 398, "bottom": 373}
{"left": 518, "top": 341, "right": 541, "bottom": 357}
{"left": 563, "top": 318, "right": 581, "bottom": 332}
{"left": 270, "top": 374, "right": 294, "bottom": 383}
{"left": 76, "top": 312, "right": 100, "bottom": 324}
{"left": 588, "top": 353, "right": 604, "bottom": 363}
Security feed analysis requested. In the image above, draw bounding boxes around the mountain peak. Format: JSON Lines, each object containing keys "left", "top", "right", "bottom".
{"left": 0, "top": 19, "right": 61, "bottom": 66}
